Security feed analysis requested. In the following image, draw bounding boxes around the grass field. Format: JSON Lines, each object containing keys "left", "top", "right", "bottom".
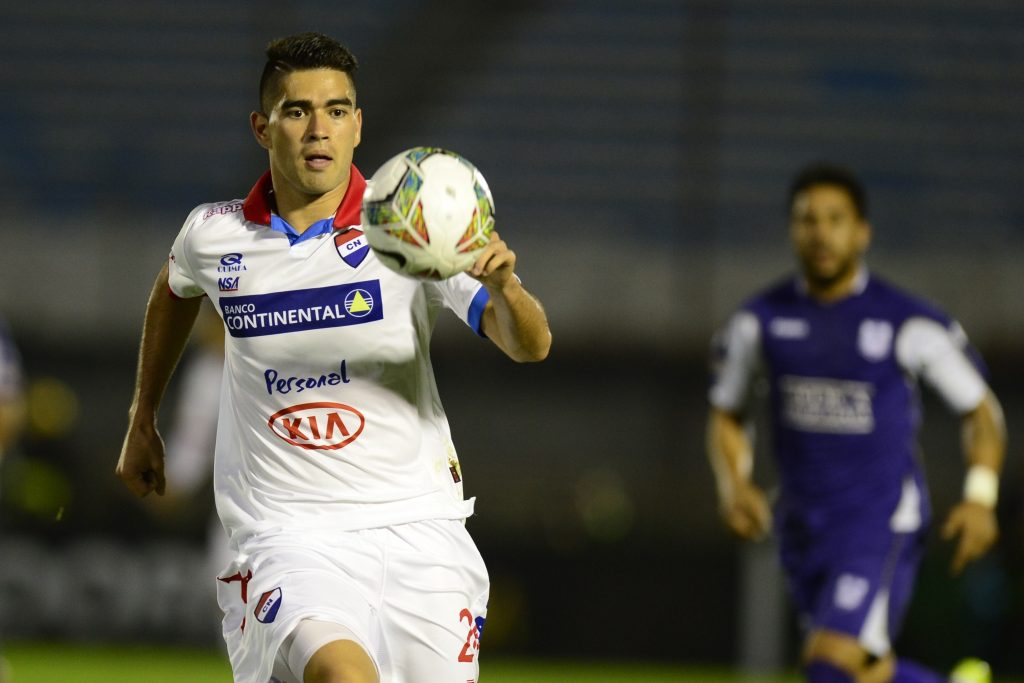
{"left": 3, "top": 642, "right": 803, "bottom": 683}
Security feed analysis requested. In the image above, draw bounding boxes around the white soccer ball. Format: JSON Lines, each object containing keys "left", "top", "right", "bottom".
{"left": 362, "top": 147, "right": 495, "bottom": 280}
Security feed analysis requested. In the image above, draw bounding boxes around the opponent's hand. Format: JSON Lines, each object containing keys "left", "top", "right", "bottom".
{"left": 941, "top": 501, "right": 998, "bottom": 575}
{"left": 469, "top": 231, "right": 516, "bottom": 290}
{"left": 719, "top": 481, "right": 772, "bottom": 541}
{"left": 115, "top": 418, "right": 167, "bottom": 497}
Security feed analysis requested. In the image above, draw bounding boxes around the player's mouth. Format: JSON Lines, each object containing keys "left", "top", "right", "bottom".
{"left": 304, "top": 153, "right": 334, "bottom": 171}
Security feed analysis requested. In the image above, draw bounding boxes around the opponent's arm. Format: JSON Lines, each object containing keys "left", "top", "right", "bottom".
{"left": 707, "top": 406, "right": 771, "bottom": 540}
{"left": 115, "top": 263, "right": 203, "bottom": 497}
{"left": 942, "top": 390, "right": 1006, "bottom": 574}
{"left": 472, "top": 231, "right": 551, "bottom": 363}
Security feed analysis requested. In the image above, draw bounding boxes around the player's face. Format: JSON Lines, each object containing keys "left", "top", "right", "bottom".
{"left": 251, "top": 69, "right": 362, "bottom": 202}
{"left": 789, "top": 184, "right": 870, "bottom": 289}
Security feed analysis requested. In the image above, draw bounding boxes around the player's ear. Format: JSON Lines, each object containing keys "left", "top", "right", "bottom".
{"left": 250, "top": 111, "right": 271, "bottom": 150}
{"left": 858, "top": 219, "right": 872, "bottom": 253}
{"left": 353, "top": 108, "right": 362, "bottom": 149}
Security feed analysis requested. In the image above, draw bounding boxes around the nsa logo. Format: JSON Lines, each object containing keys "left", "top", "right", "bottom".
{"left": 254, "top": 587, "right": 283, "bottom": 624}
{"left": 218, "top": 276, "right": 239, "bottom": 292}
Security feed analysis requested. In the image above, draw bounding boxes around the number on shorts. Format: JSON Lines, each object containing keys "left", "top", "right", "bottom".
{"left": 458, "top": 608, "right": 481, "bottom": 663}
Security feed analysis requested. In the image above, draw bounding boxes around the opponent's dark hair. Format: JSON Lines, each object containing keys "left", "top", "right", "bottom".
{"left": 258, "top": 32, "right": 359, "bottom": 113}
{"left": 787, "top": 162, "right": 868, "bottom": 218}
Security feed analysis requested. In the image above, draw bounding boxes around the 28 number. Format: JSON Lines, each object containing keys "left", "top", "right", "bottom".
{"left": 458, "top": 608, "right": 481, "bottom": 663}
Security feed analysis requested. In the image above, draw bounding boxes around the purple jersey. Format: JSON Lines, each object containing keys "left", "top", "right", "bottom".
{"left": 710, "top": 270, "right": 989, "bottom": 651}
{"left": 711, "top": 271, "right": 986, "bottom": 528}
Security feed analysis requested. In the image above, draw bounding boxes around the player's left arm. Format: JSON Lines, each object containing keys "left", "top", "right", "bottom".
{"left": 942, "top": 389, "right": 1006, "bottom": 575}
{"left": 898, "top": 316, "right": 1008, "bottom": 574}
{"left": 471, "top": 231, "right": 551, "bottom": 363}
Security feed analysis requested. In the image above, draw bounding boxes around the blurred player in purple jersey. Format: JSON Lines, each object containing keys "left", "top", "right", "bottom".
{"left": 707, "top": 163, "right": 1006, "bottom": 683}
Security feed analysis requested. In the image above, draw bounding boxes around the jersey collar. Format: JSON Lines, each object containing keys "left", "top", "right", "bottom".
{"left": 242, "top": 165, "right": 367, "bottom": 232}
{"left": 796, "top": 266, "right": 870, "bottom": 299}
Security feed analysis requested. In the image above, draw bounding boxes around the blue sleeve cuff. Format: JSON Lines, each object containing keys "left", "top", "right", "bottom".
{"left": 467, "top": 286, "right": 490, "bottom": 337}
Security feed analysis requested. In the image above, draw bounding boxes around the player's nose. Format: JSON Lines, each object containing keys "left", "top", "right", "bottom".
{"left": 304, "top": 112, "right": 329, "bottom": 140}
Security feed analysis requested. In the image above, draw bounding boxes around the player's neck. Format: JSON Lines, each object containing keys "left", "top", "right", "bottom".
{"left": 272, "top": 178, "right": 349, "bottom": 233}
{"left": 803, "top": 264, "right": 865, "bottom": 303}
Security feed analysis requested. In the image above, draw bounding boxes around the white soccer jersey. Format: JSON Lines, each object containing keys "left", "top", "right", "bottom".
{"left": 168, "top": 167, "right": 490, "bottom": 546}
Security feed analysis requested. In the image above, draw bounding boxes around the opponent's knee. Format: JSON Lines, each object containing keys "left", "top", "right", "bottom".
{"left": 805, "top": 660, "right": 855, "bottom": 683}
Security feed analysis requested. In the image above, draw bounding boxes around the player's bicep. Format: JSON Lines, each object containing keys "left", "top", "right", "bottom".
{"left": 896, "top": 317, "right": 987, "bottom": 414}
{"left": 709, "top": 311, "right": 762, "bottom": 412}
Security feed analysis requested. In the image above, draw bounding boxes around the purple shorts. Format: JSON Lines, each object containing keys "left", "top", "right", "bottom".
{"left": 779, "top": 514, "right": 927, "bottom": 655}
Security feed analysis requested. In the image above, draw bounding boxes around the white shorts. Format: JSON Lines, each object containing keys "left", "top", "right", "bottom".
{"left": 216, "top": 518, "right": 489, "bottom": 683}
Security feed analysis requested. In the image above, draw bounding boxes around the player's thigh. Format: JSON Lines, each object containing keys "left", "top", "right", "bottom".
{"left": 218, "top": 538, "right": 383, "bottom": 683}
{"left": 281, "top": 619, "right": 379, "bottom": 683}
{"left": 382, "top": 519, "right": 489, "bottom": 682}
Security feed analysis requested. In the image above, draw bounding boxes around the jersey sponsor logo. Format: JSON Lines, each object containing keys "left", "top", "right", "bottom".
{"left": 335, "top": 229, "right": 370, "bottom": 268}
{"left": 769, "top": 317, "right": 809, "bottom": 339}
{"left": 218, "top": 253, "right": 248, "bottom": 273}
{"left": 268, "top": 401, "right": 365, "bottom": 450}
{"left": 834, "top": 574, "right": 870, "bottom": 611}
{"left": 202, "top": 202, "right": 243, "bottom": 220}
{"left": 858, "top": 319, "right": 893, "bottom": 361}
{"left": 218, "top": 276, "right": 240, "bottom": 292}
{"left": 264, "top": 360, "right": 350, "bottom": 395}
{"left": 220, "top": 281, "right": 383, "bottom": 338}
{"left": 779, "top": 375, "right": 874, "bottom": 434}
{"left": 254, "top": 587, "right": 283, "bottom": 624}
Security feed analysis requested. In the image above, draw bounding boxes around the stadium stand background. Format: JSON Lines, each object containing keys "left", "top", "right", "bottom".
{"left": 1, "top": 0, "right": 1022, "bottom": 674}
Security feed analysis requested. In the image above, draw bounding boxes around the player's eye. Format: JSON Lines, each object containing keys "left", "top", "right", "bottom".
{"left": 285, "top": 109, "right": 304, "bottom": 119}
{"left": 330, "top": 108, "right": 348, "bottom": 118}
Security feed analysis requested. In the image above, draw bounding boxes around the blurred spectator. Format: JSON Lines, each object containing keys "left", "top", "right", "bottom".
{"left": 0, "top": 315, "right": 25, "bottom": 683}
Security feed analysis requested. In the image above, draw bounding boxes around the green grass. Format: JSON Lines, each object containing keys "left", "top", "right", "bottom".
{"left": 3, "top": 642, "right": 801, "bottom": 683}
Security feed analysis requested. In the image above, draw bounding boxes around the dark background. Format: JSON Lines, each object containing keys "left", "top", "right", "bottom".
{"left": 0, "top": 0, "right": 1021, "bottom": 675}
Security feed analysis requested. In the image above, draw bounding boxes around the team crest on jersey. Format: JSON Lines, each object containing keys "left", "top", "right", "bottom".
{"left": 254, "top": 587, "right": 283, "bottom": 624}
{"left": 858, "top": 319, "right": 893, "bottom": 361}
{"left": 834, "top": 574, "right": 870, "bottom": 611}
{"left": 335, "top": 229, "right": 370, "bottom": 268}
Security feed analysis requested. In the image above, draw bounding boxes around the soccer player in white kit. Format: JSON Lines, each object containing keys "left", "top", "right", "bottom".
{"left": 116, "top": 32, "right": 551, "bottom": 683}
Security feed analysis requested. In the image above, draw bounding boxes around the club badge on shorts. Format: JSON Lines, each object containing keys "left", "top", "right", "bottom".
{"left": 255, "top": 587, "right": 283, "bottom": 624}
{"left": 335, "top": 229, "right": 370, "bottom": 268}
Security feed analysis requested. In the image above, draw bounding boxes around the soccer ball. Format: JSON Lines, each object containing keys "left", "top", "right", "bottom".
{"left": 361, "top": 147, "right": 495, "bottom": 280}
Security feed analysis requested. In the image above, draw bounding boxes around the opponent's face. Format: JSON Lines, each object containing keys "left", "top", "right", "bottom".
{"left": 250, "top": 69, "right": 362, "bottom": 201}
{"left": 789, "top": 184, "right": 870, "bottom": 289}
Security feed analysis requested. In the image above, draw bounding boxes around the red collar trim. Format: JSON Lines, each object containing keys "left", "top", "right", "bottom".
{"left": 242, "top": 165, "right": 367, "bottom": 230}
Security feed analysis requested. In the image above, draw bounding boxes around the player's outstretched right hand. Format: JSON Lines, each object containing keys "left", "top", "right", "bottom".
{"left": 719, "top": 481, "right": 772, "bottom": 541}
{"left": 116, "top": 419, "right": 167, "bottom": 497}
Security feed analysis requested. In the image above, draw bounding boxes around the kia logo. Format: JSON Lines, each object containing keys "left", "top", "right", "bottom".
{"left": 267, "top": 402, "right": 365, "bottom": 450}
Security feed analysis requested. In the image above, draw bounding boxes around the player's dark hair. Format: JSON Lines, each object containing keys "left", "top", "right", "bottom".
{"left": 259, "top": 32, "right": 359, "bottom": 113}
{"left": 787, "top": 163, "right": 868, "bottom": 218}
